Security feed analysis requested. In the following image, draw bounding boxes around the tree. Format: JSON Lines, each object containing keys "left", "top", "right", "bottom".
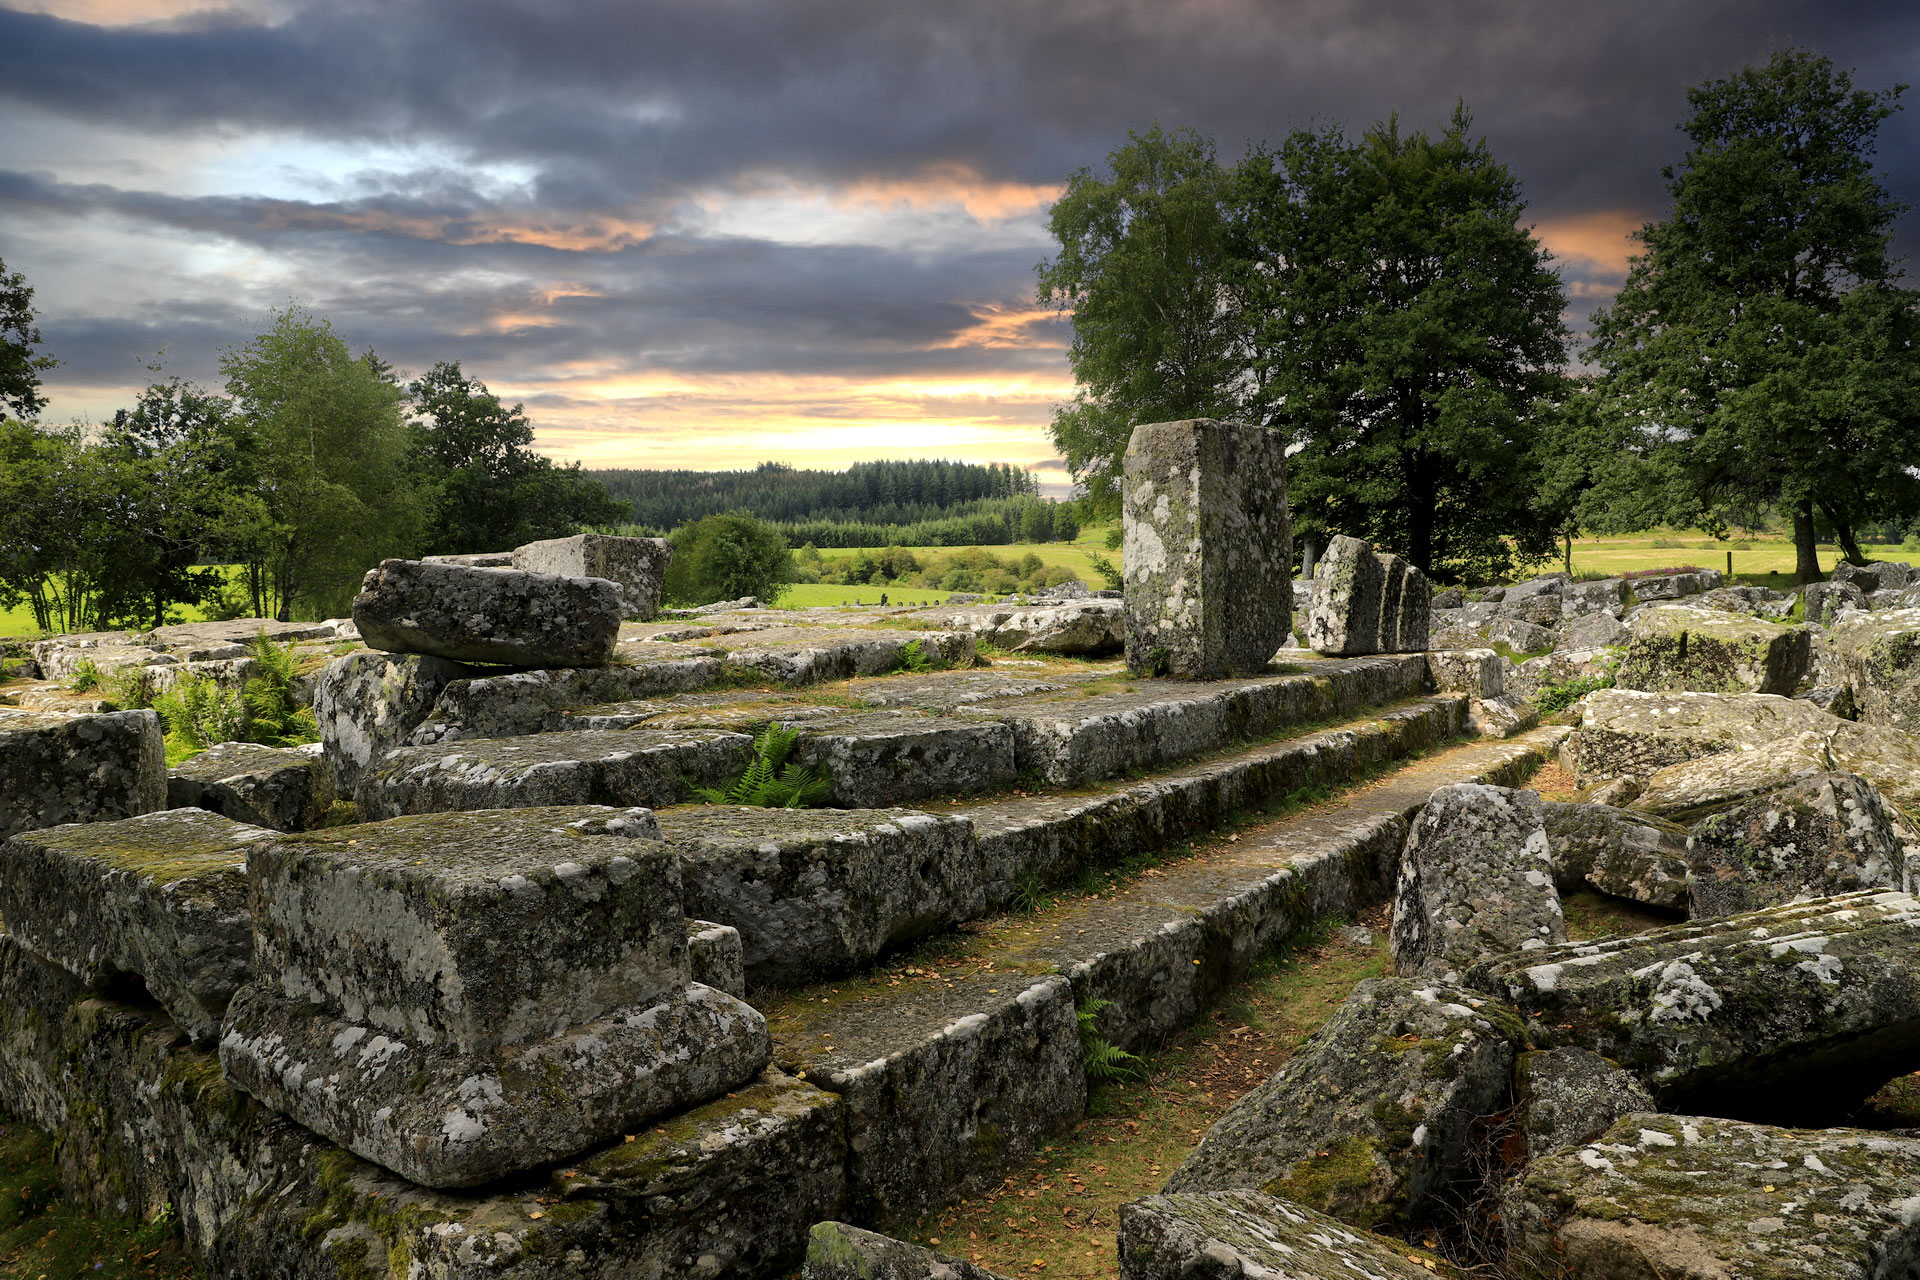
{"left": 662, "top": 513, "right": 793, "bottom": 606}
{"left": 220, "top": 307, "right": 420, "bottom": 619}
{"left": 1037, "top": 125, "right": 1245, "bottom": 513}
{"left": 0, "top": 256, "right": 58, "bottom": 422}
{"left": 408, "top": 360, "right": 624, "bottom": 555}
{"left": 1238, "top": 108, "right": 1570, "bottom": 581}
{"left": 1590, "top": 50, "right": 1919, "bottom": 581}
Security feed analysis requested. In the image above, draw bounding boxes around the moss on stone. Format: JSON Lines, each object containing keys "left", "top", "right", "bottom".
{"left": 1259, "top": 1133, "right": 1387, "bottom": 1219}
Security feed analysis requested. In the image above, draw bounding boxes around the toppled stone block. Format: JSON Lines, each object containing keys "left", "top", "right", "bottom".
{"left": 405, "top": 647, "right": 727, "bottom": 744}
{"left": 166, "top": 740, "right": 334, "bottom": 831}
{"left": 1631, "top": 718, "right": 1920, "bottom": 818}
{"left": 1464, "top": 890, "right": 1920, "bottom": 1121}
{"left": 1164, "top": 977, "right": 1524, "bottom": 1230}
{"left": 1829, "top": 607, "right": 1920, "bottom": 731}
{"left": 771, "top": 970, "right": 1083, "bottom": 1224}
{"left": 715, "top": 627, "right": 975, "bottom": 685}
{"left": 1122, "top": 418, "right": 1292, "bottom": 679}
{"left": 1539, "top": 801, "right": 1691, "bottom": 909}
{"left": 0, "top": 808, "right": 273, "bottom": 1044}
{"left": 1615, "top": 604, "right": 1812, "bottom": 695}
{"left": 1687, "top": 771, "right": 1904, "bottom": 916}
{"left": 1120, "top": 1191, "right": 1441, "bottom": 1280}
{"left": 1560, "top": 609, "right": 1629, "bottom": 649}
{"left": 1307, "top": 536, "right": 1431, "bottom": 656}
{"left": 354, "top": 728, "right": 747, "bottom": 820}
{"left": 1506, "top": 1114, "right": 1920, "bottom": 1280}
{"left": 1806, "top": 577, "right": 1869, "bottom": 625}
{"left": 512, "top": 533, "right": 673, "bottom": 621}
{"left": 1572, "top": 689, "right": 1834, "bottom": 785}
{"left": 803, "top": 1222, "right": 1010, "bottom": 1279}
{"left": 1566, "top": 577, "right": 1630, "bottom": 615}
{"left": 223, "top": 806, "right": 770, "bottom": 1186}
{"left": 688, "top": 919, "right": 745, "bottom": 998}
{"left": 1512, "top": 1045, "right": 1655, "bottom": 1160}
{"left": 1631, "top": 569, "right": 1719, "bottom": 600}
{"left": 785, "top": 711, "right": 1017, "bottom": 808}
{"left": 352, "top": 558, "right": 621, "bottom": 667}
{"left": 220, "top": 979, "right": 769, "bottom": 1189}
{"left": 921, "top": 600, "right": 1123, "bottom": 655}
{"left": 663, "top": 807, "right": 982, "bottom": 984}
{"left": 0, "top": 708, "right": 166, "bottom": 840}
{"left": 1834, "top": 559, "right": 1913, "bottom": 593}
{"left": 1468, "top": 695, "right": 1539, "bottom": 739}
{"left": 1485, "top": 615, "right": 1555, "bottom": 655}
{"left": 1698, "top": 583, "right": 1792, "bottom": 617}
{"left": 313, "top": 649, "right": 476, "bottom": 790}
{"left": 1428, "top": 649, "right": 1504, "bottom": 699}
{"left": 1495, "top": 592, "right": 1563, "bottom": 628}
{"left": 420, "top": 550, "right": 512, "bottom": 567}
{"left": 1391, "top": 784, "right": 1565, "bottom": 978}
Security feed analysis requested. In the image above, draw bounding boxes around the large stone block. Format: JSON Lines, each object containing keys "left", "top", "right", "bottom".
{"left": 406, "top": 648, "right": 729, "bottom": 744}
{"left": 512, "top": 532, "right": 673, "bottom": 620}
{"left": 1540, "top": 801, "right": 1691, "bottom": 909}
{"left": 312, "top": 649, "right": 476, "bottom": 790}
{"left": 1120, "top": 1191, "right": 1442, "bottom": 1280}
{"left": 1306, "top": 535, "right": 1385, "bottom": 655}
{"left": 352, "top": 558, "right": 621, "bottom": 667}
{"left": 1686, "top": 771, "right": 1904, "bottom": 916}
{"left": 1164, "top": 977, "right": 1524, "bottom": 1230}
{"left": 785, "top": 711, "right": 1017, "bottom": 808}
{"left": 0, "top": 808, "right": 273, "bottom": 1044}
{"left": 354, "top": 727, "right": 748, "bottom": 820}
{"left": 1122, "top": 418, "right": 1291, "bottom": 679}
{"left": 1506, "top": 1114, "right": 1920, "bottom": 1280}
{"left": 1571, "top": 688, "right": 1834, "bottom": 785}
{"left": 1465, "top": 890, "right": 1920, "bottom": 1121}
{"left": 1391, "top": 783, "right": 1565, "bottom": 978}
{"left": 662, "top": 806, "right": 983, "bottom": 984}
{"left": 1512, "top": 1045, "right": 1655, "bottom": 1161}
{"left": 1829, "top": 607, "right": 1920, "bottom": 731}
{"left": 166, "top": 740, "right": 334, "bottom": 831}
{"left": 0, "top": 708, "right": 166, "bottom": 840}
{"left": 1615, "top": 604, "right": 1812, "bottom": 695}
{"left": 246, "top": 807, "right": 685, "bottom": 1050}
{"left": 1805, "top": 577, "right": 1868, "bottom": 625}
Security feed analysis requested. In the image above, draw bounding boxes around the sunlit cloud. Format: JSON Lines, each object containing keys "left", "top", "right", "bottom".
{"left": 1531, "top": 211, "right": 1647, "bottom": 281}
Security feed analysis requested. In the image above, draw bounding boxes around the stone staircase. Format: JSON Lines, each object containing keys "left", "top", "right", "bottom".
{"left": 0, "top": 634, "right": 1567, "bottom": 1277}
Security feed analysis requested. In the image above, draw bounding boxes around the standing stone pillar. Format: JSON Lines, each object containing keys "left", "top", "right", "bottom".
{"left": 1122, "top": 419, "right": 1292, "bottom": 679}
{"left": 1301, "top": 539, "right": 1318, "bottom": 582}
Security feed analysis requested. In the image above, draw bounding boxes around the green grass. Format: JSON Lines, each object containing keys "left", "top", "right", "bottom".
{"left": 0, "top": 1118, "right": 200, "bottom": 1279}
{"left": 1562, "top": 530, "right": 1912, "bottom": 581}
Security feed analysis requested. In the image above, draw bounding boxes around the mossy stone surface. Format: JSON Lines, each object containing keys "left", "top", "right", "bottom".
{"left": 1687, "top": 771, "right": 1903, "bottom": 916}
{"left": 1616, "top": 605, "right": 1812, "bottom": 695}
{"left": 0, "top": 707, "right": 166, "bottom": 841}
{"left": 802, "top": 1221, "right": 1011, "bottom": 1279}
{"left": 1120, "top": 1190, "right": 1444, "bottom": 1279}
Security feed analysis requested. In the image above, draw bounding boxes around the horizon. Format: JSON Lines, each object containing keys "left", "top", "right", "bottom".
{"left": 4, "top": 1, "right": 1917, "bottom": 492}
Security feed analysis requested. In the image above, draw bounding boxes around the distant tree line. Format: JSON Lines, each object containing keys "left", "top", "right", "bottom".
{"left": 593, "top": 458, "right": 1040, "bottom": 529}
{"left": 0, "top": 301, "right": 620, "bottom": 630}
{"left": 1042, "top": 49, "right": 1920, "bottom": 583}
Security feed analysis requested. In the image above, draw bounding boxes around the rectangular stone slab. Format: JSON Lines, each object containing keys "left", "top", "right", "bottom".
{"left": 354, "top": 727, "right": 748, "bottom": 820}
{"left": 352, "top": 557, "right": 622, "bottom": 668}
{"left": 166, "top": 740, "right": 335, "bottom": 832}
{"left": 219, "top": 979, "right": 770, "bottom": 1188}
{"left": 512, "top": 532, "right": 672, "bottom": 621}
{"left": 0, "top": 708, "right": 166, "bottom": 840}
{"left": 661, "top": 806, "right": 982, "bottom": 985}
{"left": 249, "top": 806, "right": 686, "bottom": 1051}
{"left": 712, "top": 627, "right": 975, "bottom": 684}
{"left": 784, "top": 710, "right": 1017, "bottom": 808}
{"left": 1121, "top": 1191, "right": 1446, "bottom": 1279}
{"left": 0, "top": 807, "right": 275, "bottom": 1044}
{"left": 1465, "top": 890, "right": 1920, "bottom": 1122}
{"left": 405, "top": 648, "right": 727, "bottom": 744}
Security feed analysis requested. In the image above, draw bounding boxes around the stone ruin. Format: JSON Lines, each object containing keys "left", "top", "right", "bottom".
{"left": 10, "top": 466, "right": 1920, "bottom": 1278}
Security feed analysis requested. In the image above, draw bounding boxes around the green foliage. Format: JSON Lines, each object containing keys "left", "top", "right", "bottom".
{"left": 1076, "top": 998, "right": 1145, "bottom": 1083}
{"left": 593, "top": 458, "right": 1039, "bottom": 530}
{"left": 1103, "top": 526, "right": 1123, "bottom": 550}
{"left": 409, "top": 360, "right": 624, "bottom": 555}
{"left": 1589, "top": 50, "right": 1920, "bottom": 581}
{"left": 66, "top": 658, "right": 101, "bottom": 692}
{"left": 894, "top": 639, "right": 939, "bottom": 673}
{"left": 151, "top": 634, "right": 317, "bottom": 759}
{"left": 102, "top": 664, "right": 156, "bottom": 710}
{"left": 0, "top": 254, "right": 58, "bottom": 422}
{"left": 663, "top": 512, "right": 795, "bottom": 606}
{"left": 1532, "top": 669, "right": 1616, "bottom": 716}
{"left": 240, "top": 632, "right": 320, "bottom": 748}
{"left": 1038, "top": 125, "right": 1245, "bottom": 511}
{"left": 154, "top": 673, "right": 247, "bottom": 756}
{"left": 1087, "top": 553, "right": 1124, "bottom": 591}
{"left": 1012, "top": 869, "right": 1048, "bottom": 914}
{"left": 694, "top": 724, "right": 833, "bottom": 808}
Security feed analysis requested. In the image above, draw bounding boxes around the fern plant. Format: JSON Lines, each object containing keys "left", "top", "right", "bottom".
{"left": 241, "top": 631, "right": 319, "bottom": 747}
{"left": 1076, "top": 997, "right": 1144, "bottom": 1084}
{"left": 694, "top": 723, "right": 834, "bottom": 808}
{"left": 154, "top": 672, "right": 248, "bottom": 755}
{"left": 66, "top": 659, "right": 102, "bottom": 692}
{"left": 894, "top": 639, "right": 939, "bottom": 674}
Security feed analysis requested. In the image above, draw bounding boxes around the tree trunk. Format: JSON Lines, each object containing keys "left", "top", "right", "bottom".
{"left": 1563, "top": 529, "right": 1573, "bottom": 575}
{"left": 1818, "top": 499, "right": 1867, "bottom": 565}
{"left": 1793, "top": 499, "right": 1823, "bottom": 584}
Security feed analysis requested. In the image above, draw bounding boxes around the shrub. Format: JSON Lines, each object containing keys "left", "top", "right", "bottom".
{"left": 664, "top": 512, "right": 794, "bottom": 605}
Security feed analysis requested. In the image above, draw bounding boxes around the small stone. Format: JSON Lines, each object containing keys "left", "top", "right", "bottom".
{"left": 802, "top": 1221, "right": 1011, "bottom": 1279}
{"left": 1512, "top": 1046, "right": 1655, "bottom": 1159}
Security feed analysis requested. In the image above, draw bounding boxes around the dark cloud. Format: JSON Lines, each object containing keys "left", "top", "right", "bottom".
{"left": 2, "top": 0, "right": 1916, "bottom": 451}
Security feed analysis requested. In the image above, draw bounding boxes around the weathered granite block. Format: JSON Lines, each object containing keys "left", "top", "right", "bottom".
{"left": 1385, "top": 550, "right": 1432, "bottom": 651}
{"left": 717, "top": 627, "right": 976, "bottom": 685}
{"left": 1309, "top": 536, "right": 1431, "bottom": 656}
{"left": 1572, "top": 688, "right": 1835, "bottom": 785}
{"left": 1164, "top": 977, "right": 1525, "bottom": 1229}
{"left": 166, "top": 740, "right": 335, "bottom": 831}
{"left": 1539, "top": 801, "right": 1691, "bottom": 909}
{"left": 0, "top": 808, "right": 274, "bottom": 1044}
{"left": 0, "top": 708, "right": 166, "bottom": 840}
{"left": 313, "top": 649, "right": 477, "bottom": 790}
{"left": 1465, "top": 890, "right": 1920, "bottom": 1121}
{"left": 803, "top": 1223, "right": 1010, "bottom": 1279}
{"left": 1805, "top": 577, "right": 1868, "bottom": 625}
{"left": 353, "top": 558, "right": 621, "bottom": 667}
{"left": 1506, "top": 1114, "right": 1920, "bottom": 1280}
{"left": 784, "top": 711, "right": 1017, "bottom": 808}
{"left": 1120, "top": 1191, "right": 1441, "bottom": 1280}
{"left": 512, "top": 532, "right": 673, "bottom": 621}
{"left": 1428, "top": 648, "right": 1504, "bottom": 699}
{"left": 1391, "top": 783, "right": 1565, "bottom": 978}
{"left": 406, "top": 648, "right": 727, "bottom": 744}
{"left": 688, "top": 918, "right": 746, "bottom": 998}
{"left": 662, "top": 807, "right": 983, "bottom": 984}
{"left": 219, "top": 979, "right": 770, "bottom": 1188}
{"left": 354, "top": 728, "right": 748, "bottom": 820}
{"left": 1687, "top": 771, "right": 1904, "bottom": 916}
{"left": 247, "top": 807, "right": 683, "bottom": 1050}
{"left": 1122, "top": 418, "right": 1291, "bottom": 679}
{"left": 1830, "top": 607, "right": 1920, "bottom": 731}
{"left": 1512, "top": 1045, "right": 1655, "bottom": 1162}
{"left": 921, "top": 600, "right": 1123, "bottom": 656}
{"left": 1615, "top": 604, "right": 1812, "bottom": 695}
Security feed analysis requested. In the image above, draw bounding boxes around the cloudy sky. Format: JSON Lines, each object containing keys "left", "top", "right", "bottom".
{"left": 3, "top": 1, "right": 1916, "bottom": 486}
